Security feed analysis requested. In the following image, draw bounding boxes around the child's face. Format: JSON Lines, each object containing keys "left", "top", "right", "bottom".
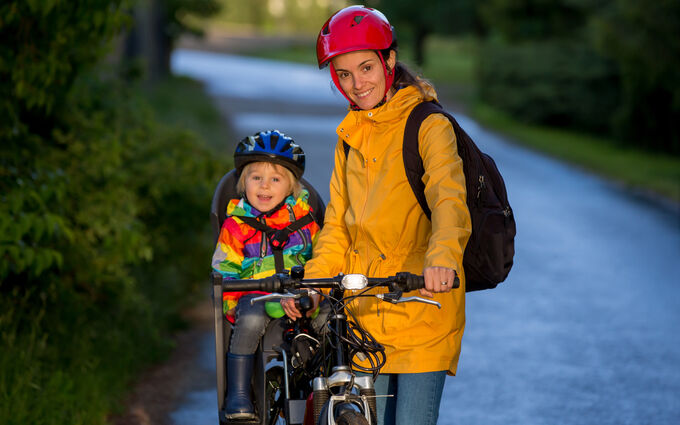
{"left": 244, "top": 162, "right": 293, "bottom": 212}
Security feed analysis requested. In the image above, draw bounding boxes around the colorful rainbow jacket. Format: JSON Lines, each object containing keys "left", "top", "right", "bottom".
{"left": 212, "top": 190, "right": 320, "bottom": 322}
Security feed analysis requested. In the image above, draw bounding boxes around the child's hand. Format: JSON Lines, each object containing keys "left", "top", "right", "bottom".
{"left": 281, "top": 293, "right": 320, "bottom": 320}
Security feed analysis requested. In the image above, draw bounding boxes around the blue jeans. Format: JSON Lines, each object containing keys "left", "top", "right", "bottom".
{"left": 371, "top": 371, "right": 447, "bottom": 425}
{"left": 229, "top": 294, "right": 330, "bottom": 355}
{"left": 229, "top": 294, "right": 272, "bottom": 355}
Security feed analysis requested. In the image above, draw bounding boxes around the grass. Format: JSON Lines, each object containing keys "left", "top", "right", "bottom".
{"left": 0, "top": 290, "right": 171, "bottom": 425}
{"left": 239, "top": 34, "right": 679, "bottom": 204}
{"left": 472, "top": 103, "right": 680, "bottom": 202}
{"left": 238, "top": 41, "right": 318, "bottom": 65}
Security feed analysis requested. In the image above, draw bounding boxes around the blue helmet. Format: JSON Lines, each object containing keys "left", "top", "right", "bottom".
{"left": 234, "top": 130, "right": 306, "bottom": 179}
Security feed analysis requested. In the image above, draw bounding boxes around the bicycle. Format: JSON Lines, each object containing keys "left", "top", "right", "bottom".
{"left": 212, "top": 265, "right": 458, "bottom": 425}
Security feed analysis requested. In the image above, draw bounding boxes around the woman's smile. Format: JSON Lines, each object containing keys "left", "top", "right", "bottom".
{"left": 355, "top": 88, "right": 373, "bottom": 98}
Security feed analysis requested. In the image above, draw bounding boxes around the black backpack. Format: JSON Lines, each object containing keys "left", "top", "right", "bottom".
{"left": 343, "top": 101, "right": 516, "bottom": 292}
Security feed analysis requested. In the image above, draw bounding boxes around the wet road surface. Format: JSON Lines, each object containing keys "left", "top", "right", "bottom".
{"left": 171, "top": 49, "right": 680, "bottom": 425}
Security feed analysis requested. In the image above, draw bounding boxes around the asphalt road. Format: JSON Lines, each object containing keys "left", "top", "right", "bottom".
{"left": 170, "top": 48, "right": 680, "bottom": 425}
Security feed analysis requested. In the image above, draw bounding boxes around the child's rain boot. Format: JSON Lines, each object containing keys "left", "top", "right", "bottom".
{"left": 225, "top": 353, "right": 257, "bottom": 420}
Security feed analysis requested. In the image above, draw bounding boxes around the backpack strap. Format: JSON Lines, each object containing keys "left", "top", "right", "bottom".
{"left": 402, "top": 101, "right": 452, "bottom": 220}
{"left": 237, "top": 213, "right": 315, "bottom": 273}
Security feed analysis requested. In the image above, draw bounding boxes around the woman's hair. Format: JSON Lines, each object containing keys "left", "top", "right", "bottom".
{"left": 380, "top": 42, "right": 431, "bottom": 99}
{"left": 236, "top": 162, "right": 302, "bottom": 199}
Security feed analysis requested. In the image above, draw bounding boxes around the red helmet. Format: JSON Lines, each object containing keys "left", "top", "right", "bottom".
{"left": 316, "top": 5, "right": 394, "bottom": 69}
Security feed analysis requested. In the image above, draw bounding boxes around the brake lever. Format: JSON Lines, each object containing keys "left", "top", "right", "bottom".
{"left": 250, "top": 290, "right": 309, "bottom": 305}
{"left": 375, "top": 292, "right": 442, "bottom": 308}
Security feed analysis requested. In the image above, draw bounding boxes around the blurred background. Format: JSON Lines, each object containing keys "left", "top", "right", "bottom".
{"left": 1, "top": 1, "right": 678, "bottom": 424}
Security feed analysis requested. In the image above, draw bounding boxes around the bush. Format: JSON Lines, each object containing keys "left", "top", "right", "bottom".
{"left": 0, "top": 0, "right": 129, "bottom": 136}
{"left": 592, "top": 0, "right": 680, "bottom": 154}
{"left": 477, "top": 40, "right": 620, "bottom": 134}
{"left": 0, "top": 1, "right": 226, "bottom": 422}
{"left": 0, "top": 67, "right": 224, "bottom": 424}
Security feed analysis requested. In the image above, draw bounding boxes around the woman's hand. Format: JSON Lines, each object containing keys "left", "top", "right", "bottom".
{"left": 280, "top": 292, "right": 321, "bottom": 320}
{"left": 420, "top": 266, "right": 457, "bottom": 298}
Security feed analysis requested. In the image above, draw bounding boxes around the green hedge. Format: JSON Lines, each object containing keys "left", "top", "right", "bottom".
{"left": 0, "top": 70, "right": 225, "bottom": 424}
{"left": 477, "top": 40, "right": 620, "bottom": 134}
{"left": 477, "top": 0, "right": 680, "bottom": 154}
{"left": 1, "top": 1, "right": 228, "bottom": 423}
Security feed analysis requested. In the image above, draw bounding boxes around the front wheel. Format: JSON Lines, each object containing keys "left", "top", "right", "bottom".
{"left": 335, "top": 411, "right": 369, "bottom": 425}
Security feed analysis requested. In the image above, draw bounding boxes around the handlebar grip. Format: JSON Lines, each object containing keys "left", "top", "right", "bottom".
{"left": 222, "top": 276, "right": 282, "bottom": 292}
{"left": 397, "top": 273, "right": 461, "bottom": 291}
{"left": 223, "top": 280, "right": 265, "bottom": 292}
{"left": 395, "top": 272, "right": 425, "bottom": 292}
{"left": 409, "top": 275, "right": 425, "bottom": 292}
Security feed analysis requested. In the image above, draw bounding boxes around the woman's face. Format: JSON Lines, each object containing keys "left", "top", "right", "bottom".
{"left": 331, "top": 50, "right": 396, "bottom": 110}
{"left": 244, "top": 162, "right": 292, "bottom": 212}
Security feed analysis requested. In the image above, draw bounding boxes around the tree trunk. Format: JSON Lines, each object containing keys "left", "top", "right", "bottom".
{"left": 414, "top": 27, "right": 429, "bottom": 66}
{"left": 121, "top": 0, "right": 170, "bottom": 81}
{"left": 151, "top": 0, "right": 171, "bottom": 79}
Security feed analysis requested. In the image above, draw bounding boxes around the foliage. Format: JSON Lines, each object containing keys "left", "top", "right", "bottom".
{"left": 473, "top": 102, "right": 680, "bottom": 202}
{"left": 366, "top": 0, "right": 480, "bottom": 65}
{"left": 368, "top": 0, "right": 480, "bottom": 36}
{"left": 1, "top": 68, "right": 224, "bottom": 424}
{"left": 144, "top": 75, "right": 234, "bottom": 153}
{"left": 1, "top": 1, "right": 227, "bottom": 422}
{"left": 477, "top": 0, "right": 680, "bottom": 154}
{"left": 0, "top": 0, "right": 130, "bottom": 136}
{"left": 206, "top": 0, "right": 347, "bottom": 34}
{"left": 477, "top": 39, "right": 620, "bottom": 133}
{"left": 591, "top": 0, "right": 680, "bottom": 153}
{"left": 165, "top": 0, "right": 222, "bottom": 40}
{"left": 479, "top": 0, "right": 591, "bottom": 41}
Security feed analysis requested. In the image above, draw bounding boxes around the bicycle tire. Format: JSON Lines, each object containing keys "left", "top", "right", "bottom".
{"left": 335, "top": 411, "right": 370, "bottom": 425}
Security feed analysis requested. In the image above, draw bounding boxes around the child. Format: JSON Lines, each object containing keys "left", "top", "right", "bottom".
{"left": 212, "top": 130, "right": 321, "bottom": 420}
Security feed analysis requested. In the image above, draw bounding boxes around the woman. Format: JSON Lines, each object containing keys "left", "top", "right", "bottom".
{"left": 301, "top": 5, "right": 472, "bottom": 425}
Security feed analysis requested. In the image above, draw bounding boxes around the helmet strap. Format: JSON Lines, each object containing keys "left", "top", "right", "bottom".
{"left": 377, "top": 50, "right": 395, "bottom": 101}
{"left": 329, "top": 62, "right": 358, "bottom": 109}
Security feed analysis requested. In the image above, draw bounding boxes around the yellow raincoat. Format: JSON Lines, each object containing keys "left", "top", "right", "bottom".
{"left": 305, "top": 84, "right": 472, "bottom": 375}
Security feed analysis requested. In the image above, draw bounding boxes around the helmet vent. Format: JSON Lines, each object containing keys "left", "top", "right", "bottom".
{"left": 352, "top": 15, "right": 364, "bottom": 26}
{"left": 269, "top": 132, "right": 279, "bottom": 149}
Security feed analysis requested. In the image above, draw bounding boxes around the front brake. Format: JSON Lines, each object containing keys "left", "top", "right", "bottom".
{"left": 250, "top": 289, "right": 310, "bottom": 305}
{"left": 375, "top": 292, "right": 441, "bottom": 308}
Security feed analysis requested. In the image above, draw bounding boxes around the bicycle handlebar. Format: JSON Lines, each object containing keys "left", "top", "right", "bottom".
{"left": 214, "top": 267, "right": 460, "bottom": 293}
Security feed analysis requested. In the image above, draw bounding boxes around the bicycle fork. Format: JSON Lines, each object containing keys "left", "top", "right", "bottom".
{"left": 312, "top": 371, "right": 376, "bottom": 425}
{"left": 312, "top": 301, "right": 377, "bottom": 425}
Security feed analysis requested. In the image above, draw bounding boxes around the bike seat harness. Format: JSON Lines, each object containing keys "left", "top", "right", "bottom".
{"left": 238, "top": 213, "right": 315, "bottom": 273}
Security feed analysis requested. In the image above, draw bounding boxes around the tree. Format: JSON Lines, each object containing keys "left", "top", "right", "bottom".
{"left": 477, "top": 0, "right": 680, "bottom": 153}
{"left": 366, "top": 0, "right": 480, "bottom": 66}
{"left": 0, "top": 0, "right": 128, "bottom": 138}
{"left": 124, "top": 0, "right": 220, "bottom": 80}
{"left": 479, "top": 0, "right": 590, "bottom": 41}
{"left": 592, "top": 0, "right": 680, "bottom": 153}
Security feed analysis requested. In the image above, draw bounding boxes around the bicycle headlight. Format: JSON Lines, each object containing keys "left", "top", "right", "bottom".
{"left": 341, "top": 274, "right": 368, "bottom": 290}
